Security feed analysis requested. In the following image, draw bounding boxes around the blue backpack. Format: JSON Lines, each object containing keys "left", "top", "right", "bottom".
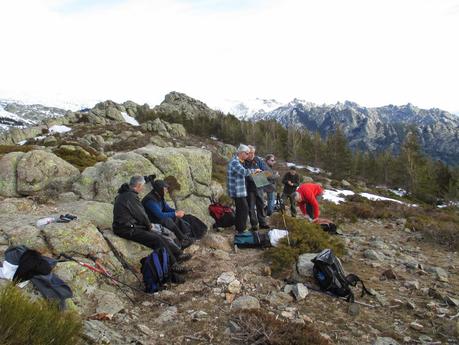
{"left": 140, "top": 248, "right": 170, "bottom": 293}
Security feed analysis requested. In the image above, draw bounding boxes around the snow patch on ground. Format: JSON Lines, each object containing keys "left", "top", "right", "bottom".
{"left": 121, "top": 112, "right": 139, "bottom": 126}
{"left": 306, "top": 166, "right": 321, "bottom": 173}
{"left": 323, "top": 189, "right": 355, "bottom": 204}
{"left": 48, "top": 125, "right": 72, "bottom": 134}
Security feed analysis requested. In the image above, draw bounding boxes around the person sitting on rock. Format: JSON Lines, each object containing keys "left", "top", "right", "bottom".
{"left": 293, "top": 182, "right": 324, "bottom": 221}
{"left": 142, "top": 179, "right": 194, "bottom": 249}
{"left": 112, "top": 175, "right": 191, "bottom": 274}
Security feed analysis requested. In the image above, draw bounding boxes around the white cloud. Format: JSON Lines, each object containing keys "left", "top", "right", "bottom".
{"left": 0, "top": 0, "right": 458, "bottom": 111}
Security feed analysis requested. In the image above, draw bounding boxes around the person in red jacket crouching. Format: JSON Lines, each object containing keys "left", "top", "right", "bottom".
{"left": 293, "top": 183, "right": 324, "bottom": 221}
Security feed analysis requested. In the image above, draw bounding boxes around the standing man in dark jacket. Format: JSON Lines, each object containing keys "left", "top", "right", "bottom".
{"left": 281, "top": 166, "right": 300, "bottom": 217}
{"left": 142, "top": 179, "right": 193, "bottom": 248}
{"left": 264, "top": 154, "right": 280, "bottom": 216}
{"left": 244, "top": 145, "right": 270, "bottom": 230}
{"left": 112, "top": 175, "right": 190, "bottom": 273}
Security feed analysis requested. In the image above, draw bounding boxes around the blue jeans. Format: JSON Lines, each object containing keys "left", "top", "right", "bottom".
{"left": 266, "top": 191, "right": 275, "bottom": 216}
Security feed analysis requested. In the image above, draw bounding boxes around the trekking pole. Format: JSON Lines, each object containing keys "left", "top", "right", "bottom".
{"left": 302, "top": 283, "right": 376, "bottom": 308}
{"left": 57, "top": 253, "right": 172, "bottom": 306}
{"left": 278, "top": 193, "right": 291, "bottom": 246}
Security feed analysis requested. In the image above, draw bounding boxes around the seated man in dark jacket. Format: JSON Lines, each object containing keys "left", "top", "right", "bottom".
{"left": 112, "top": 175, "right": 190, "bottom": 274}
{"left": 142, "top": 179, "right": 193, "bottom": 248}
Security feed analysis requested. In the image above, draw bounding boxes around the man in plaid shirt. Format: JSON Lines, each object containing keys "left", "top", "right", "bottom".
{"left": 227, "top": 144, "right": 261, "bottom": 233}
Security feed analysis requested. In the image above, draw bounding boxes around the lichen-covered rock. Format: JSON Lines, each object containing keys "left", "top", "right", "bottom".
{"left": 135, "top": 146, "right": 193, "bottom": 198}
{"left": 73, "top": 152, "right": 160, "bottom": 203}
{"left": 42, "top": 220, "right": 111, "bottom": 256}
{"left": 101, "top": 229, "right": 151, "bottom": 269}
{"left": 0, "top": 222, "right": 48, "bottom": 252}
{"left": 175, "top": 147, "right": 212, "bottom": 186}
{"left": 57, "top": 201, "right": 113, "bottom": 230}
{"left": 16, "top": 150, "right": 80, "bottom": 195}
{"left": 0, "top": 152, "right": 24, "bottom": 197}
{"left": 217, "top": 144, "right": 236, "bottom": 160}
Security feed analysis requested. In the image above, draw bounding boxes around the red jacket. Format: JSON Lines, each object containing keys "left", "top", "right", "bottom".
{"left": 296, "top": 183, "right": 324, "bottom": 219}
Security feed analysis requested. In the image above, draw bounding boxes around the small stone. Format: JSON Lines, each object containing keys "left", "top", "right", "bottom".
{"left": 381, "top": 269, "right": 397, "bottom": 280}
{"left": 227, "top": 280, "right": 241, "bottom": 294}
{"left": 445, "top": 296, "right": 459, "bottom": 307}
{"left": 262, "top": 266, "right": 272, "bottom": 276}
{"left": 364, "top": 249, "right": 384, "bottom": 261}
{"left": 137, "top": 324, "right": 155, "bottom": 336}
{"left": 281, "top": 310, "right": 295, "bottom": 319}
{"left": 283, "top": 284, "right": 294, "bottom": 294}
{"left": 404, "top": 280, "right": 420, "bottom": 290}
{"left": 157, "top": 306, "right": 178, "bottom": 324}
{"left": 231, "top": 296, "right": 260, "bottom": 310}
{"left": 302, "top": 314, "right": 313, "bottom": 323}
{"left": 373, "top": 336, "right": 400, "bottom": 345}
{"left": 228, "top": 320, "right": 241, "bottom": 333}
{"left": 217, "top": 271, "right": 236, "bottom": 285}
{"left": 427, "top": 267, "right": 449, "bottom": 282}
{"left": 191, "top": 310, "right": 208, "bottom": 321}
{"left": 410, "top": 321, "right": 423, "bottom": 331}
{"left": 291, "top": 283, "right": 309, "bottom": 301}
{"left": 348, "top": 303, "right": 360, "bottom": 316}
{"left": 418, "top": 335, "right": 432, "bottom": 343}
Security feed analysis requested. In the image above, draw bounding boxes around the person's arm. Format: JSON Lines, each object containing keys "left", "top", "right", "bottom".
{"left": 282, "top": 173, "right": 289, "bottom": 185}
{"left": 163, "top": 201, "right": 176, "bottom": 214}
{"left": 233, "top": 160, "right": 255, "bottom": 177}
{"left": 128, "top": 198, "right": 152, "bottom": 229}
{"left": 257, "top": 157, "right": 268, "bottom": 171}
{"left": 292, "top": 175, "right": 300, "bottom": 188}
{"left": 145, "top": 200, "right": 175, "bottom": 220}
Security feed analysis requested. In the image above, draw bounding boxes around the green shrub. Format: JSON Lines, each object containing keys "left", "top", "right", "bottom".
{"left": 0, "top": 284, "right": 82, "bottom": 345}
{"left": 264, "top": 214, "right": 345, "bottom": 276}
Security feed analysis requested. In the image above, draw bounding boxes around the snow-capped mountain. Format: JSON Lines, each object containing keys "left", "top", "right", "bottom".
{"left": 215, "top": 98, "right": 285, "bottom": 119}
{"left": 222, "top": 98, "right": 459, "bottom": 165}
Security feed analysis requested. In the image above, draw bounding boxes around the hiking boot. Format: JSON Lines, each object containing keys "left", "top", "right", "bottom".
{"left": 259, "top": 224, "right": 271, "bottom": 229}
{"left": 171, "top": 263, "right": 191, "bottom": 274}
{"left": 180, "top": 238, "right": 194, "bottom": 249}
{"left": 177, "top": 253, "right": 192, "bottom": 263}
{"left": 171, "top": 273, "right": 186, "bottom": 284}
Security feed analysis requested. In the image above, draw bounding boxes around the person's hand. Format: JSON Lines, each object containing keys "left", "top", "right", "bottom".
{"left": 288, "top": 181, "right": 293, "bottom": 186}
{"left": 175, "top": 210, "right": 185, "bottom": 218}
{"left": 254, "top": 169, "right": 262, "bottom": 174}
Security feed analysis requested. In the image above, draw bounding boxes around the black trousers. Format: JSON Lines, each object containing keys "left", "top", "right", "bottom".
{"left": 113, "top": 226, "right": 179, "bottom": 265}
{"left": 233, "top": 197, "right": 249, "bottom": 233}
{"left": 247, "top": 189, "right": 268, "bottom": 228}
{"left": 282, "top": 192, "right": 297, "bottom": 217}
{"left": 159, "top": 217, "right": 189, "bottom": 241}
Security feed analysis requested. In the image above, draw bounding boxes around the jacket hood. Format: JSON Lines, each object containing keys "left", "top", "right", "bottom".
{"left": 118, "top": 183, "right": 130, "bottom": 194}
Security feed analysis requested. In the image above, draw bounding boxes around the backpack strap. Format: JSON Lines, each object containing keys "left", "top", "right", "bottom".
{"left": 152, "top": 251, "right": 164, "bottom": 282}
{"left": 346, "top": 274, "right": 373, "bottom": 297}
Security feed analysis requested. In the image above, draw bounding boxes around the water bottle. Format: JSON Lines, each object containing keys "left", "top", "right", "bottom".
{"left": 36, "top": 217, "right": 57, "bottom": 228}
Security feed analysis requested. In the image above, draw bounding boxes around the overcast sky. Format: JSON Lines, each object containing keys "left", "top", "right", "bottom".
{"left": 0, "top": 0, "right": 458, "bottom": 112}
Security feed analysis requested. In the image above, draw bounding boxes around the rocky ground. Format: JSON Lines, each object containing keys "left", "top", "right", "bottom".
{"left": 79, "top": 217, "right": 459, "bottom": 345}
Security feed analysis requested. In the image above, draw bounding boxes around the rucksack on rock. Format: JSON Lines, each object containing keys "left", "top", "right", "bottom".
{"left": 208, "top": 203, "right": 235, "bottom": 228}
{"left": 140, "top": 248, "right": 170, "bottom": 293}
{"left": 311, "top": 249, "right": 372, "bottom": 302}
{"left": 234, "top": 231, "right": 271, "bottom": 249}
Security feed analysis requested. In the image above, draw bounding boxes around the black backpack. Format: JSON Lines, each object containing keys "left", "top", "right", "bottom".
{"left": 182, "top": 214, "right": 207, "bottom": 239}
{"left": 311, "top": 249, "right": 372, "bottom": 302}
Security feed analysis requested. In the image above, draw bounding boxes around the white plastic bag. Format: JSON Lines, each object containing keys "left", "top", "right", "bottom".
{"left": 268, "top": 229, "right": 289, "bottom": 247}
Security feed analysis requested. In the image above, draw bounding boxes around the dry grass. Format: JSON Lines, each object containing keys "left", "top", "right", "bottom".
{"left": 231, "top": 309, "right": 331, "bottom": 345}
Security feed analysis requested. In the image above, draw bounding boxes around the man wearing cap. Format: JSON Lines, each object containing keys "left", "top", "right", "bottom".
{"left": 281, "top": 166, "right": 300, "bottom": 217}
{"left": 142, "top": 179, "right": 194, "bottom": 249}
{"left": 227, "top": 144, "right": 261, "bottom": 233}
{"left": 112, "top": 176, "right": 190, "bottom": 274}
{"left": 293, "top": 183, "right": 324, "bottom": 221}
{"left": 244, "top": 145, "right": 270, "bottom": 230}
